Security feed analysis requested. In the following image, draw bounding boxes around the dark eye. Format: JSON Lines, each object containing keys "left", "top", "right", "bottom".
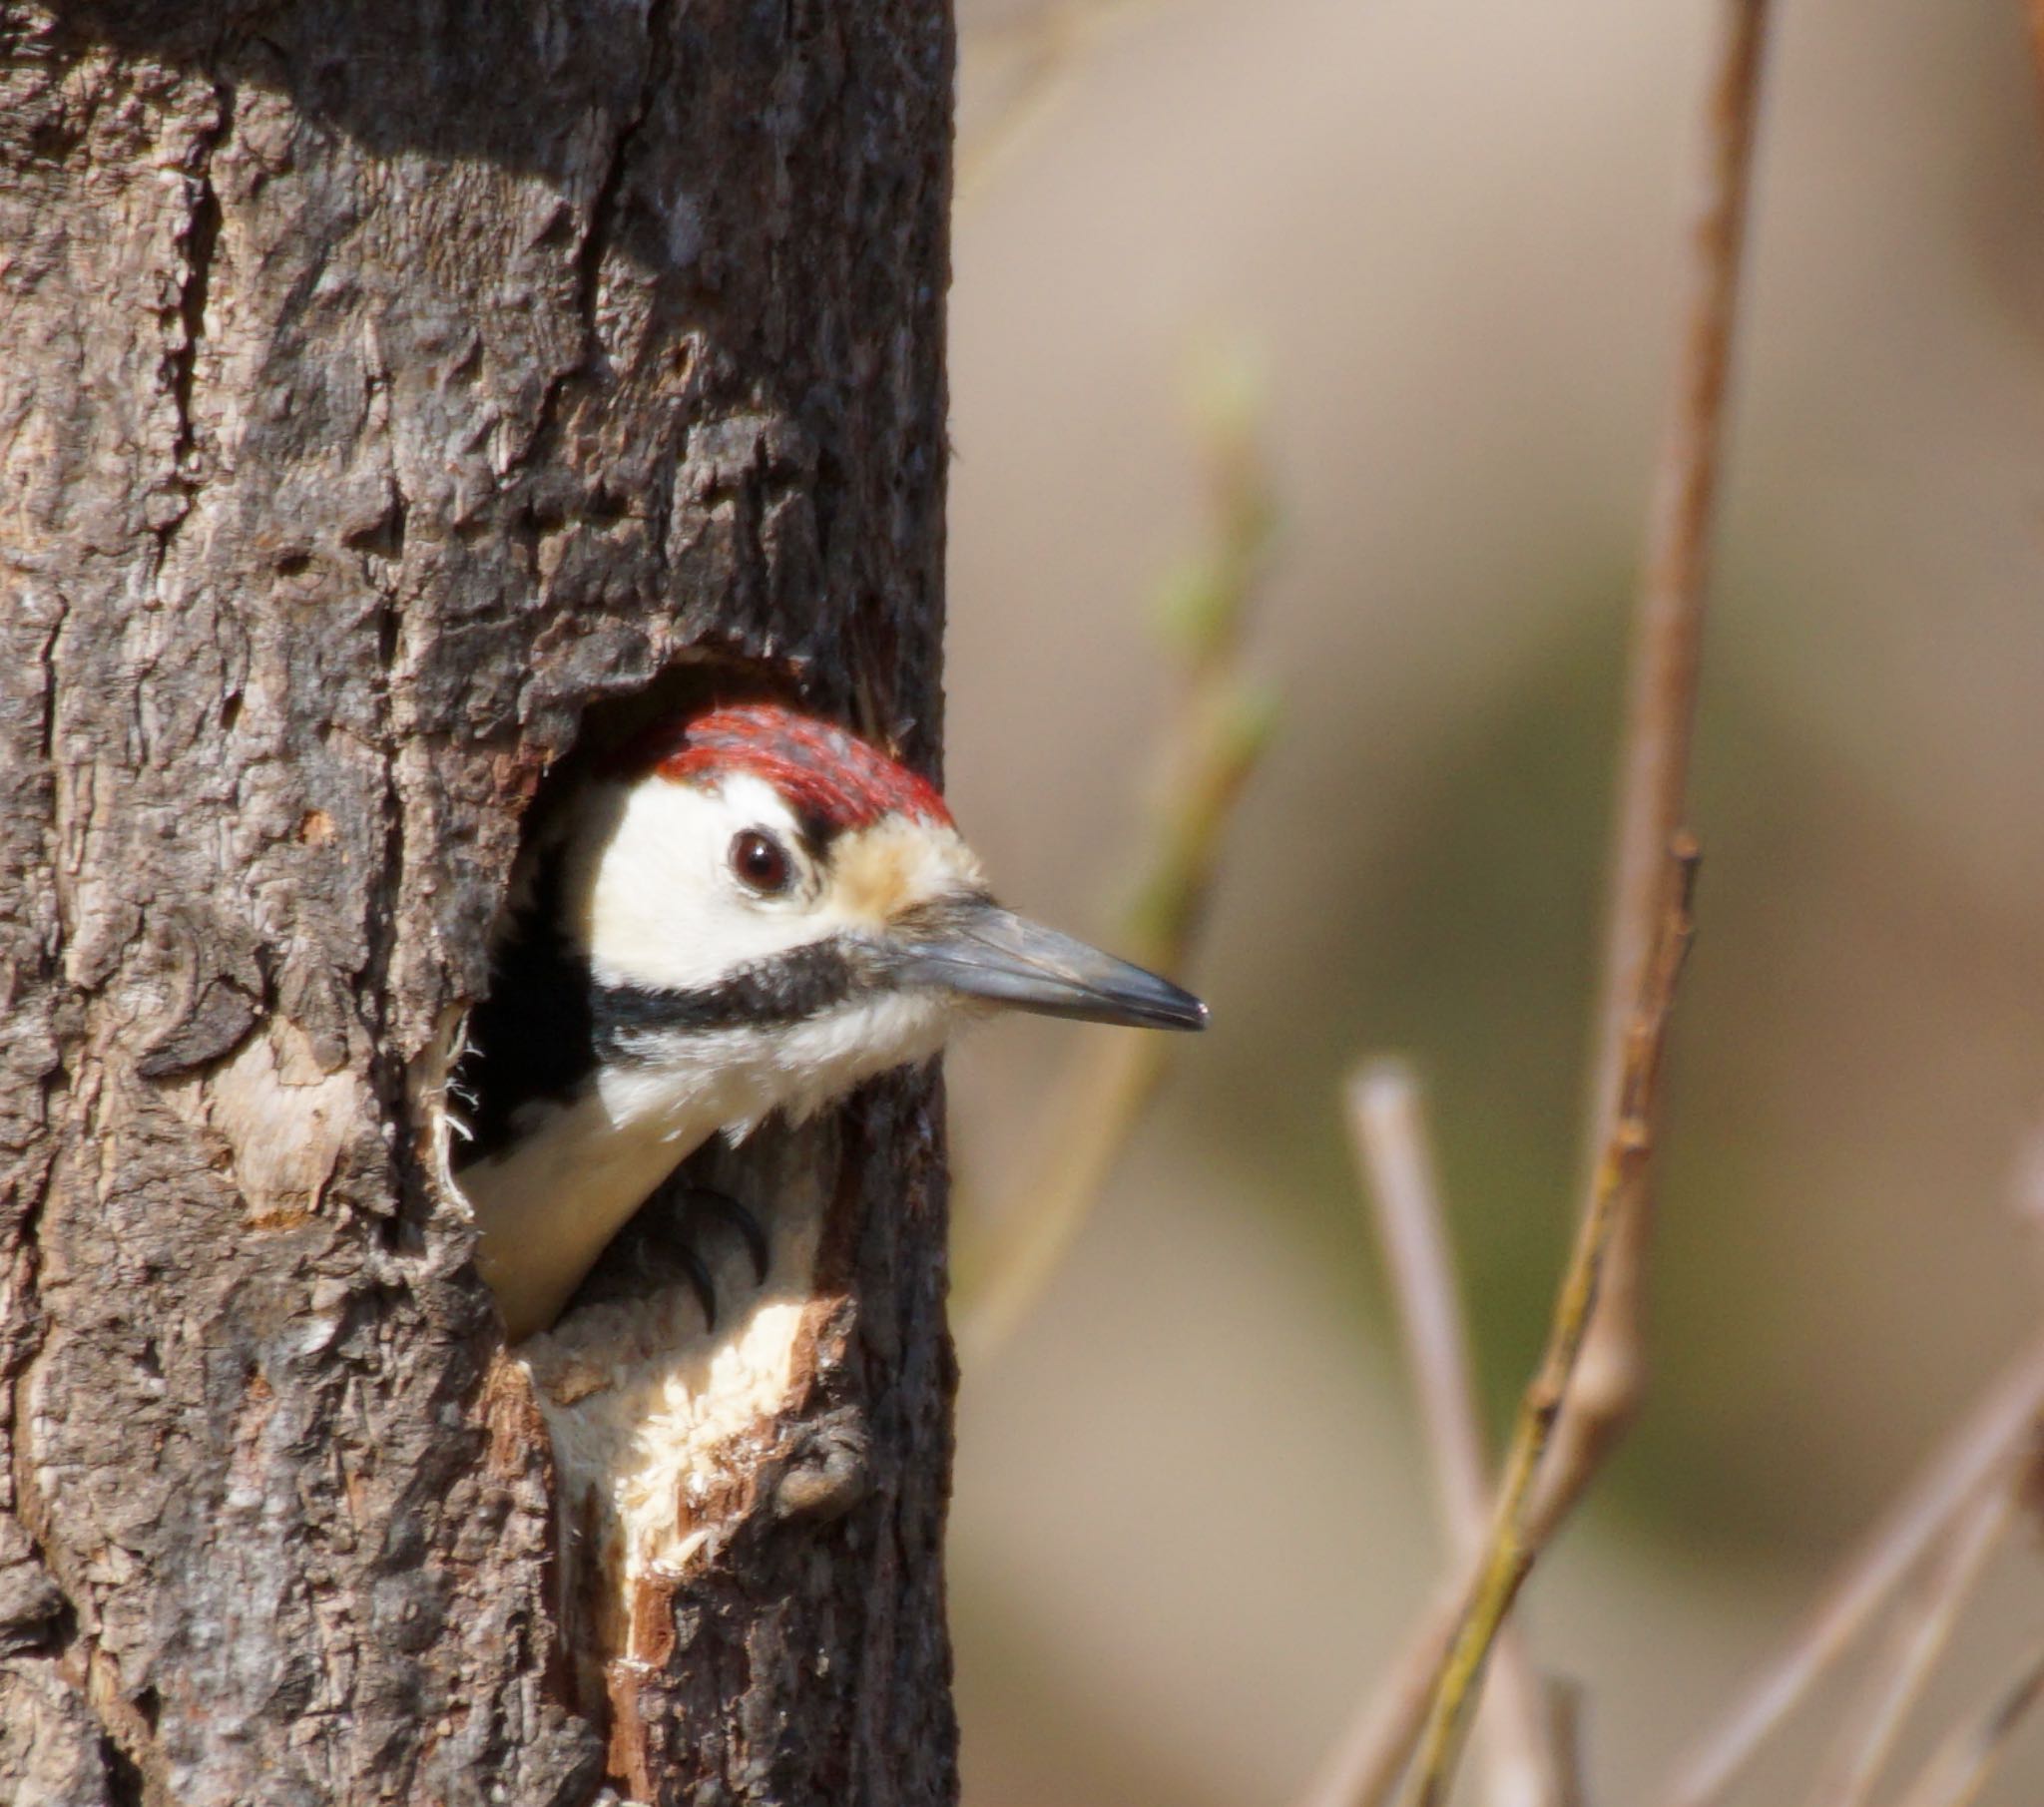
{"left": 730, "top": 829, "right": 793, "bottom": 895}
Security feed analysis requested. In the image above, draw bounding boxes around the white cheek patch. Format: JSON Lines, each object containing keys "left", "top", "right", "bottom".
{"left": 565, "top": 773, "right": 825, "bottom": 996}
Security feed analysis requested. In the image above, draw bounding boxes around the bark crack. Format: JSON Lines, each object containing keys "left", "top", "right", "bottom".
{"left": 152, "top": 84, "right": 233, "bottom": 572}
{"left": 584, "top": 0, "right": 675, "bottom": 347}
{"left": 574, "top": 125, "right": 632, "bottom": 358}
{"left": 524, "top": 9, "right": 665, "bottom": 482}
{"left": 35, "top": 591, "right": 66, "bottom": 765}
{"left": 365, "top": 468, "right": 415, "bottom": 1239}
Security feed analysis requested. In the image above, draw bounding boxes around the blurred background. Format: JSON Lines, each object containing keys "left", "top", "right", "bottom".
{"left": 932, "top": 1, "right": 2044, "bottom": 1802}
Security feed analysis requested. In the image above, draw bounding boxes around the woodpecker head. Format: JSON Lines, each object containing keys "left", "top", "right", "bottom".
{"left": 508, "top": 703, "right": 1202, "bottom": 1129}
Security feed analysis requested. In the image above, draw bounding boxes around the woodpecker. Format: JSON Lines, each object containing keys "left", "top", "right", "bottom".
{"left": 454, "top": 702, "right": 1207, "bottom": 1340}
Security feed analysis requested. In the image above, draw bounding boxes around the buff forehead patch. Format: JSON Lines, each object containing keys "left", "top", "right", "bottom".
{"left": 631, "top": 704, "right": 952, "bottom": 832}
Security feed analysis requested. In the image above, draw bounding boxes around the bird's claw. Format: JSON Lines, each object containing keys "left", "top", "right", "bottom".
{"left": 677, "top": 1184, "right": 770, "bottom": 1330}
{"left": 679, "top": 1245, "right": 722, "bottom": 1332}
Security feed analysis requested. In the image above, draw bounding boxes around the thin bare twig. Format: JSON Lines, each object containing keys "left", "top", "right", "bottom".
{"left": 1295, "top": 1594, "right": 1463, "bottom": 1807}
{"left": 1803, "top": 1486, "right": 2016, "bottom": 1807}
{"left": 1396, "top": 842, "right": 1700, "bottom": 1807}
{"left": 2029, "top": 0, "right": 2044, "bottom": 130}
{"left": 1349, "top": 1064, "right": 1562, "bottom": 1807}
{"left": 1547, "top": 1682, "right": 1589, "bottom": 1807}
{"left": 1660, "top": 1332, "right": 2044, "bottom": 1807}
{"left": 952, "top": 346, "right": 1277, "bottom": 1361}
{"left": 1351, "top": 1065, "right": 1493, "bottom": 1554}
{"left": 2010, "top": 1116, "right": 2044, "bottom": 1254}
{"left": 1536, "top": 0, "right": 1777, "bottom": 1536}
{"left": 1890, "top": 1640, "right": 2044, "bottom": 1807}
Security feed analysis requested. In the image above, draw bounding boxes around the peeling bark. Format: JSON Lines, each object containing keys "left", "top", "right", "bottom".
{"left": 0, "top": 3, "right": 956, "bottom": 1802}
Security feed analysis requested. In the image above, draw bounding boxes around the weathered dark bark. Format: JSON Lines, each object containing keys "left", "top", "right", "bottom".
{"left": 0, "top": 3, "right": 955, "bottom": 1803}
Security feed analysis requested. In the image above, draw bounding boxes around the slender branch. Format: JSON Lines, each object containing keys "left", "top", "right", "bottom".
{"left": 948, "top": 696, "right": 1265, "bottom": 1360}
{"left": 1351, "top": 1065, "right": 1493, "bottom": 1554}
{"left": 1659, "top": 1332, "right": 2044, "bottom": 1807}
{"left": 1583, "top": 0, "right": 1770, "bottom": 1121}
{"left": 1891, "top": 1641, "right": 2044, "bottom": 1807}
{"left": 952, "top": 348, "right": 1277, "bottom": 1361}
{"left": 1547, "top": 1682, "right": 1589, "bottom": 1807}
{"left": 2030, "top": 0, "right": 2044, "bottom": 128}
{"left": 1803, "top": 1485, "right": 2016, "bottom": 1807}
{"left": 1396, "top": 841, "right": 1700, "bottom": 1807}
{"left": 1349, "top": 1064, "right": 1562, "bottom": 1807}
{"left": 1536, "top": 0, "right": 1777, "bottom": 1534}
{"left": 2011, "top": 1114, "right": 2044, "bottom": 1255}
{"left": 1294, "top": 1592, "right": 1463, "bottom": 1807}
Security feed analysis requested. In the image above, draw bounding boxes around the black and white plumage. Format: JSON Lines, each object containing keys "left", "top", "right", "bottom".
{"left": 453, "top": 704, "right": 1207, "bottom": 1339}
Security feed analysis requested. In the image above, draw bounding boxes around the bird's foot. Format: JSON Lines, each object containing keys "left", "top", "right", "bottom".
{"left": 676, "top": 1184, "right": 770, "bottom": 1331}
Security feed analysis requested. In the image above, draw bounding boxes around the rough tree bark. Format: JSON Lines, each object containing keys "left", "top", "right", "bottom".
{"left": 0, "top": 4, "right": 956, "bottom": 1803}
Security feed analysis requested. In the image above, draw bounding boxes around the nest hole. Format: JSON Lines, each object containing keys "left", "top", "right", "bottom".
{"left": 428, "top": 653, "right": 849, "bottom": 1725}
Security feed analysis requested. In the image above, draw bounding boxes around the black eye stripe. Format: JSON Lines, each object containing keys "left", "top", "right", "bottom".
{"left": 591, "top": 941, "right": 866, "bottom": 1046}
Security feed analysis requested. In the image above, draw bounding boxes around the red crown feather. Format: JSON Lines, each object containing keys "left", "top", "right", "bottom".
{"left": 626, "top": 703, "right": 952, "bottom": 832}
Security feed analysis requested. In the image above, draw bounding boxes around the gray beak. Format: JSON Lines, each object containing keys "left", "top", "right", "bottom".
{"left": 886, "top": 899, "right": 1209, "bottom": 1032}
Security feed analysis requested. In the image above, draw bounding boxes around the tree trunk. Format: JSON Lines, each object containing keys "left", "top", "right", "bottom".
{"left": 0, "top": 4, "right": 955, "bottom": 1803}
